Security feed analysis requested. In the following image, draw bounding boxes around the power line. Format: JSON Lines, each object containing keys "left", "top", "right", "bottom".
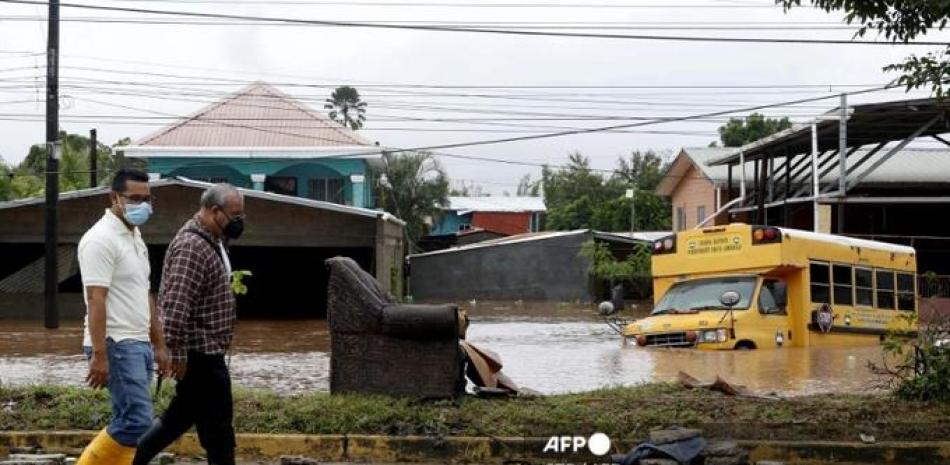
{"left": 2, "top": 0, "right": 947, "bottom": 46}
{"left": 71, "top": 0, "right": 802, "bottom": 8}
{"left": 0, "top": 15, "right": 870, "bottom": 30}
{"left": 30, "top": 53, "right": 900, "bottom": 91}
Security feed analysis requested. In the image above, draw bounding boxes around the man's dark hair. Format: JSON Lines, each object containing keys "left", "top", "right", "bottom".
{"left": 111, "top": 168, "right": 149, "bottom": 192}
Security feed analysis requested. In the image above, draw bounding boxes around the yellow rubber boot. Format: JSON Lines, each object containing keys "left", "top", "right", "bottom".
{"left": 76, "top": 428, "right": 136, "bottom": 465}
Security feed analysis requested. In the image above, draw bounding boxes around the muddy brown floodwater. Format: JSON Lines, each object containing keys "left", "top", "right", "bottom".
{"left": 0, "top": 306, "right": 892, "bottom": 396}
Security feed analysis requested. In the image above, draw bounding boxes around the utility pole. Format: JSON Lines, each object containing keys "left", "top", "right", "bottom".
{"left": 44, "top": 0, "right": 60, "bottom": 329}
{"left": 626, "top": 184, "right": 637, "bottom": 234}
{"left": 89, "top": 129, "right": 97, "bottom": 188}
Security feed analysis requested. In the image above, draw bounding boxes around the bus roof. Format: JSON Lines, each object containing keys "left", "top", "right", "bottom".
{"left": 777, "top": 227, "right": 915, "bottom": 255}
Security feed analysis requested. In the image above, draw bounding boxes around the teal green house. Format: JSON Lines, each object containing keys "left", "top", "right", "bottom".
{"left": 123, "top": 82, "right": 383, "bottom": 208}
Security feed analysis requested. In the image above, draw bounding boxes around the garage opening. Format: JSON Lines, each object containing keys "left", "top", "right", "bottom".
{"left": 228, "top": 246, "right": 373, "bottom": 319}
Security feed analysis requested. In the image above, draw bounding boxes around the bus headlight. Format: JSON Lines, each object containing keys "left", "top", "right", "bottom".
{"left": 699, "top": 329, "right": 728, "bottom": 343}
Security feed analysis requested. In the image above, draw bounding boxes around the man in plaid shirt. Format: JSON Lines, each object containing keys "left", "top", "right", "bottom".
{"left": 133, "top": 184, "right": 245, "bottom": 465}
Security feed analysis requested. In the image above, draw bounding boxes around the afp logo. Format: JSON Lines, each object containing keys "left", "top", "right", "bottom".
{"left": 542, "top": 433, "right": 611, "bottom": 456}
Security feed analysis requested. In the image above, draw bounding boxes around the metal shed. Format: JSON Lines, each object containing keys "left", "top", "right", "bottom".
{"left": 0, "top": 178, "right": 404, "bottom": 319}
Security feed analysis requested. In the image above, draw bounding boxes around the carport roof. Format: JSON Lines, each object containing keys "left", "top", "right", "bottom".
{"left": 707, "top": 97, "right": 950, "bottom": 166}
{"left": 0, "top": 177, "right": 405, "bottom": 225}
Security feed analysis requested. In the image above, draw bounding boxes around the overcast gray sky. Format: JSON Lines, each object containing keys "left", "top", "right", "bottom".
{"left": 0, "top": 0, "right": 946, "bottom": 194}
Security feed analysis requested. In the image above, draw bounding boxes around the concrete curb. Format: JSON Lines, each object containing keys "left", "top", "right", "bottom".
{"left": 3, "top": 431, "right": 950, "bottom": 464}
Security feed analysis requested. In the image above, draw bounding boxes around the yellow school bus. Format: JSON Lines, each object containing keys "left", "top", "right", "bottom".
{"left": 623, "top": 223, "right": 917, "bottom": 349}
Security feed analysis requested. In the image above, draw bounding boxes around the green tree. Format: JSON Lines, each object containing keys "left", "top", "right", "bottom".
{"left": 783, "top": 1, "right": 950, "bottom": 98}
{"left": 717, "top": 113, "right": 792, "bottom": 147}
{"left": 542, "top": 153, "right": 606, "bottom": 230}
{"left": 374, "top": 151, "right": 449, "bottom": 249}
{"left": 542, "top": 151, "right": 671, "bottom": 231}
{"left": 324, "top": 86, "right": 367, "bottom": 130}
{"left": 614, "top": 150, "right": 666, "bottom": 191}
{"left": 0, "top": 159, "right": 12, "bottom": 201}
{"left": 11, "top": 132, "right": 136, "bottom": 199}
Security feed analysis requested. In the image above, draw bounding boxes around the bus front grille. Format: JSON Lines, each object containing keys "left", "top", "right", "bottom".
{"left": 644, "top": 332, "right": 694, "bottom": 347}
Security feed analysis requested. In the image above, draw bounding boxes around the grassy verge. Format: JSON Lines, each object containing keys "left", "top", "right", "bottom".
{"left": 2, "top": 383, "right": 950, "bottom": 441}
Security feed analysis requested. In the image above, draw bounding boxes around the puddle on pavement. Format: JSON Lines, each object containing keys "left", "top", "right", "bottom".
{"left": 0, "top": 309, "right": 893, "bottom": 396}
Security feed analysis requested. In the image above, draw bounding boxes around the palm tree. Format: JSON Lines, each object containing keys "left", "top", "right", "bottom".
{"left": 374, "top": 151, "right": 449, "bottom": 249}
{"left": 324, "top": 86, "right": 367, "bottom": 130}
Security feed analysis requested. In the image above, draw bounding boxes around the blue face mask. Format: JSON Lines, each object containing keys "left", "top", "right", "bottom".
{"left": 123, "top": 201, "right": 153, "bottom": 226}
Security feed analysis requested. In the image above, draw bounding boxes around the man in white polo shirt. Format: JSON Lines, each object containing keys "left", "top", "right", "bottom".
{"left": 76, "top": 168, "right": 170, "bottom": 465}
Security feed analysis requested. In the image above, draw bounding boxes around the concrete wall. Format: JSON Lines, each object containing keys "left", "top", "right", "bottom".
{"left": 669, "top": 164, "right": 717, "bottom": 231}
{"left": 409, "top": 233, "right": 593, "bottom": 303}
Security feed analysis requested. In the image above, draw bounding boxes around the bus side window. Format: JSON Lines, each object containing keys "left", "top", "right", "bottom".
{"left": 855, "top": 268, "right": 874, "bottom": 307}
{"left": 876, "top": 270, "right": 896, "bottom": 310}
{"left": 833, "top": 264, "right": 854, "bottom": 306}
{"left": 810, "top": 262, "right": 830, "bottom": 304}
{"left": 897, "top": 273, "right": 916, "bottom": 312}
{"left": 760, "top": 280, "right": 787, "bottom": 315}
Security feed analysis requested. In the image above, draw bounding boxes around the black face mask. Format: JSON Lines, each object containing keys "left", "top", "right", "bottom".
{"left": 224, "top": 216, "right": 244, "bottom": 240}
{"left": 219, "top": 210, "right": 245, "bottom": 240}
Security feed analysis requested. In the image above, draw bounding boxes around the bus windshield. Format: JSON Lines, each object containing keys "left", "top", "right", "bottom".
{"left": 652, "top": 276, "right": 757, "bottom": 315}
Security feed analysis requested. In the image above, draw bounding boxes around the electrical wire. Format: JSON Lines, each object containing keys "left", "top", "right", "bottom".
{"left": 1, "top": 0, "right": 947, "bottom": 46}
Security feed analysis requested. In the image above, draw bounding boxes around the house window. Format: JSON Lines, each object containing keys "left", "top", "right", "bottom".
{"left": 876, "top": 270, "right": 895, "bottom": 310}
{"left": 832, "top": 264, "right": 853, "bottom": 306}
{"left": 897, "top": 272, "right": 916, "bottom": 312}
{"left": 696, "top": 205, "right": 706, "bottom": 225}
{"left": 264, "top": 176, "right": 297, "bottom": 196}
{"left": 676, "top": 207, "right": 686, "bottom": 231}
{"left": 809, "top": 261, "right": 830, "bottom": 304}
{"left": 855, "top": 268, "right": 873, "bottom": 307}
{"left": 307, "top": 178, "right": 345, "bottom": 204}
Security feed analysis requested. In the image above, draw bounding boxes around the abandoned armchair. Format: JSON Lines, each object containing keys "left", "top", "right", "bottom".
{"left": 325, "top": 256, "right": 467, "bottom": 398}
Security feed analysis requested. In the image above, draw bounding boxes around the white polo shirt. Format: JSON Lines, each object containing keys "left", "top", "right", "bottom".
{"left": 78, "top": 209, "right": 152, "bottom": 347}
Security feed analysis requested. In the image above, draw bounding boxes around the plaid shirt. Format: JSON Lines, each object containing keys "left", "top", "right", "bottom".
{"left": 159, "top": 216, "right": 236, "bottom": 363}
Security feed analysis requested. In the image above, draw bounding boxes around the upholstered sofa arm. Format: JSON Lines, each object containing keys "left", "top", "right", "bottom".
{"left": 380, "top": 304, "right": 460, "bottom": 340}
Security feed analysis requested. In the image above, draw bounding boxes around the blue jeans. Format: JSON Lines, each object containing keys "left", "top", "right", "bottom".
{"left": 84, "top": 338, "right": 154, "bottom": 447}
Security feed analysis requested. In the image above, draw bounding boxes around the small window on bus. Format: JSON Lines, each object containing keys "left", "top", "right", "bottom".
{"left": 876, "top": 270, "right": 896, "bottom": 310}
{"left": 833, "top": 264, "right": 853, "bottom": 306}
{"left": 810, "top": 262, "right": 830, "bottom": 304}
{"left": 897, "top": 273, "right": 916, "bottom": 312}
{"left": 855, "top": 268, "right": 873, "bottom": 307}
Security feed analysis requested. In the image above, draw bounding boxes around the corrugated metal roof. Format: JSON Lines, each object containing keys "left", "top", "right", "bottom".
{"left": 133, "top": 81, "right": 375, "bottom": 148}
{"left": 409, "top": 230, "right": 587, "bottom": 258}
{"left": 0, "top": 177, "right": 404, "bottom": 225}
{"left": 408, "top": 229, "right": 653, "bottom": 259}
{"left": 447, "top": 196, "right": 546, "bottom": 213}
{"left": 816, "top": 148, "right": 950, "bottom": 185}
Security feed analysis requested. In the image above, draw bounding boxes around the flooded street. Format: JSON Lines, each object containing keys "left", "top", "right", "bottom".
{"left": 0, "top": 310, "right": 891, "bottom": 396}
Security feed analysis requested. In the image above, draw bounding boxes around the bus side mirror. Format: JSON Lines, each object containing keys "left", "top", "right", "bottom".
{"left": 720, "top": 291, "right": 741, "bottom": 308}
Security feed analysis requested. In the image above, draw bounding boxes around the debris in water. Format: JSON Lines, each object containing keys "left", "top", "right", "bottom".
{"left": 677, "top": 371, "right": 781, "bottom": 400}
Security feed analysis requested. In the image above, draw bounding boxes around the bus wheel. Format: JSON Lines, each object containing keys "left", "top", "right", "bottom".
{"left": 734, "top": 341, "right": 756, "bottom": 350}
